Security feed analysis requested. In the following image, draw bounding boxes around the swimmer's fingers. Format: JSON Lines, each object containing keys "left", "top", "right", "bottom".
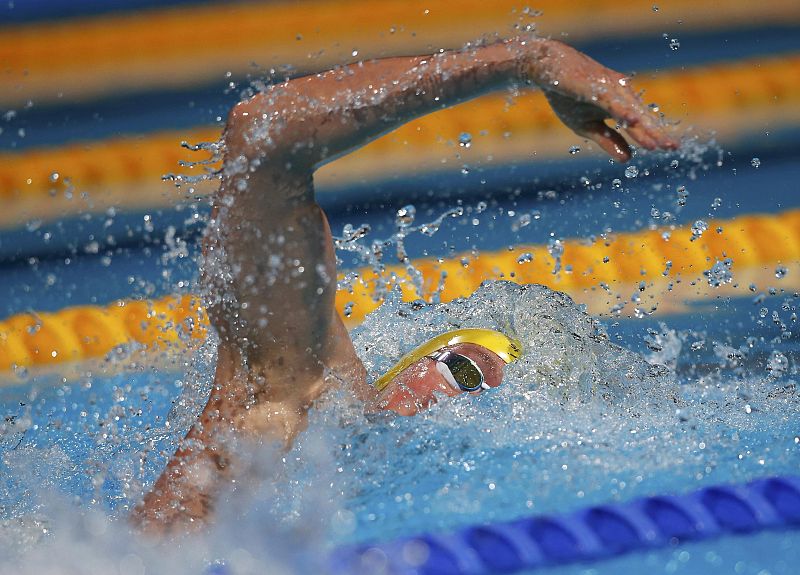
{"left": 544, "top": 90, "right": 632, "bottom": 162}
{"left": 579, "top": 121, "right": 633, "bottom": 163}
{"left": 594, "top": 81, "right": 679, "bottom": 152}
{"left": 623, "top": 114, "right": 679, "bottom": 152}
{"left": 545, "top": 86, "right": 677, "bottom": 161}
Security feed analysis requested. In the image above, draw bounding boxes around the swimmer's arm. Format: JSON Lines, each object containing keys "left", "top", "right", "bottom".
{"left": 227, "top": 36, "right": 677, "bottom": 167}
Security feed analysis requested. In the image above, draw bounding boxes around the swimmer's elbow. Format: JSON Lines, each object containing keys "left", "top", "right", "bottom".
{"left": 223, "top": 100, "right": 259, "bottom": 158}
{"left": 224, "top": 95, "right": 318, "bottom": 167}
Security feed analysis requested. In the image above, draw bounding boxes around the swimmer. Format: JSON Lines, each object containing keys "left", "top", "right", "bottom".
{"left": 132, "top": 35, "right": 678, "bottom": 532}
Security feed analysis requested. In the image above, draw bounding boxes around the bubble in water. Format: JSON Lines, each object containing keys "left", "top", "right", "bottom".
{"left": 568, "top": 145, "right": 581, "bottom": 155}
{"left": 49, "top": 172, "right": 60, "bottom": 183}
{"left": 611, "top": 178, "right": 622, "bottom": 189}
{"left": 624, "top": 166, "right": 639, "bottom": 179}
{"left": 751, "top": 157, "right": 761, "bottom": 168}
{"left": 670, "top": 159, "right": 679, "bottom": 168}
{"left": 516, "top": 252, "right": 534, "bottom": 264}
{"left": 652, "top": 4, "right": 659, "bottom": 11}
{"left": 775, "top": 265, "right": 788, "bottom": 279}
{"left": 343, "top": 302, "right": 354, "bottom": 318}
{"left": 458, "top": 132, "right": 472, "bottom": 148}
{"left": 668, "top": 38, "right": 680, "bottom": 50}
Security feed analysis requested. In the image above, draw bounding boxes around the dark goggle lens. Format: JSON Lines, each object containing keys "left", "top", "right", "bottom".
{"left": 441, "top": 353, "right": 484, "bottom": 391}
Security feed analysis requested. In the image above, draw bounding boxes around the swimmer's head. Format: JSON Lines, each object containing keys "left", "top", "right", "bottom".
{"left": 372, "top": 328, "right": 522, "bottom": 416}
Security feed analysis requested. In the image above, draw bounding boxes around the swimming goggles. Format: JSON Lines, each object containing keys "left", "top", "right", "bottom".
{"left": 372, "top": 328, "right": 522, "bottom": 393}
{"left": 428, "top": 349, "right": 488, "bottom": 392}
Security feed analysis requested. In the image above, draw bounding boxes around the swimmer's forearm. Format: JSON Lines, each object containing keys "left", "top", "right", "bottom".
{"left": 226, "top": 36, "right": 549, "bottom": 166}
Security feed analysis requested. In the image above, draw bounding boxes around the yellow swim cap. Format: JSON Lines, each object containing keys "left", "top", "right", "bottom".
{"left": 373, "top": 328, "right": 522, "bottom": 392}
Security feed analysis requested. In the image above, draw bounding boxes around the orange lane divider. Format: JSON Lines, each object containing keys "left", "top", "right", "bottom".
{"left": 2, "top": 0, "right": 797, "bottom": 107}
{"left": 0, "top": 295, "right": 206, "bottom": 375}
{"left": 1, "top": 209, "right": 798, "bottom": 375}
{"left": 2, "top": 53, "right": 799, "bottom": 229}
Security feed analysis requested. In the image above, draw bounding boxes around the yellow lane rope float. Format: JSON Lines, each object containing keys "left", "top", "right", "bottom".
{"left": 2, "top": 54, "right": 799, "bottom": 229}
{"left": 372, "top": 328, "right": 522, "bottom": 392}
{"left": 1, "top": 209, "right": 798, "bottom": 375}
{"left": 1, "top": 0, "right": 797, "bottom": 108}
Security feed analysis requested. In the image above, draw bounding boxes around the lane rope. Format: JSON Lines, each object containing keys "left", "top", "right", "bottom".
{"left": 2, "top": 54, "right": 798, "bottom": 226}
{"left": 327, "top": 475, "right": 800, "bottom": 574}
{"left": 3, "top": 0, "right": 797, "bottom": 107}
{"left": 1, "top": 208, "right": 797, "bottom": 375}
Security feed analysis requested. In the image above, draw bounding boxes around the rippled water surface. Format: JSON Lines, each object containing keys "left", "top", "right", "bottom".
{"left": 1, "top": 281, "right": 798, "bottom": 574}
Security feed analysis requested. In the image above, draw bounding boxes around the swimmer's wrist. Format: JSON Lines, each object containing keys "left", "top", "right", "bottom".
{"left": 507, "top": 36, "right": 552, "bottom": 87}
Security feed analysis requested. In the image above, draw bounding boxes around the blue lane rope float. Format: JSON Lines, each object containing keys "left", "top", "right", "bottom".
{"left": 327, "top": 475, "right": 800, "bottom": 574}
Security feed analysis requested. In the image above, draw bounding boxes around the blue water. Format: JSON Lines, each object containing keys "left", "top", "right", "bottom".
{"left": 1, "top": 17, "right": 799, "bottom": 573}
{"left": 2, "top": 276, "right": 798, "bottom": 574}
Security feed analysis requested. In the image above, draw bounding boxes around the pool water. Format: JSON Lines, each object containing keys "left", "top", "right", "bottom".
{"left": 1, "top": 273, "right": 798, "bottom": 574}
{"left": 2, "top": 4, "right": 800, "bottom": 572}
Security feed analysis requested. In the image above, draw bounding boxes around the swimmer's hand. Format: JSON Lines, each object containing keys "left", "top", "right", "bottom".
{"left": 526, "top": 39, "right": 679, "bottom": 162}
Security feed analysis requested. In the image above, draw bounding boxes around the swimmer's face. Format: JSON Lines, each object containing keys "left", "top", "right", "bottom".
{"left": 375, "top": 342, "right": 506, "bottom": 416}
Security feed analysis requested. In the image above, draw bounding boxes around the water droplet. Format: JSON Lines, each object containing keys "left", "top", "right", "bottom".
{"left": 647, "top": 103, "right": 660, "bottom": 113}
{"left": 395, "top": 205, "right": 416, "bottom": 227}
{"left": 652, "top": 4, "right": 659, "bottom": 11}
{"left": 676, "top": 185, "right": 689, "bottom": 207}
{"left": 568, "top": 145, "right": 581, "bottom": 155}
{"left": 704, "top": 257, "right": 733, "bottom": 287}
{"left": 611, "top": 178, "right": 622, "bottom": 189}
{"left": 624, "top": 165, "right": 639, "bottom": 178}
{"left": 670, "top": 159, "right": 679, "bottom": 168}
{"left": 690, "top": 220, "right": 708, "bottom": 241}
{"left": 751, "top": 157, "right": 761, "bottom": 168}
{"left": 767, "top": 350, "right": 788, "bottom": 376}
{"left": 25, "top": 219, "right": 42, "bottom": 232}
{"left": 516, "top": 252, "right": 533, "bottom": 264}
{"left": 343, "top": 302, "right": 354, "bottom": 317}
{"left": 547, "top": 237, "right": 564, "bottom": 274}
{"left": 775, "top": 265, "right": 788, "bottom": 279}
{"left": 511, "top": 213, "right": 531, "bottom": 231}
{"left": 458, "top": 132, "right": 472, "bottom": 148}
{"left": 351, "top": 49, "right": 359, "bottom": 57}
{"left": 461, "top": 165, "right": 470, "bottom": 175}
{"left": 668, "top": 38, "right": 680, "bottom": 50}
{"left": 49, "top": 172, "right": 60, "bottom": 183}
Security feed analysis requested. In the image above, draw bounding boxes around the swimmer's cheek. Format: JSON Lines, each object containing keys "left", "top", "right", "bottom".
{"left": 378, "top": 385, "right": 436, "bottom": 417}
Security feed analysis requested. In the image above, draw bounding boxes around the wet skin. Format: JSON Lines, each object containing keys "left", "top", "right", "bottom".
{"left": 376, "top": 343, "right": 506, "bottom": 416}
{"left": 133, "top": 34, "right": 679, "bottom": 534}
